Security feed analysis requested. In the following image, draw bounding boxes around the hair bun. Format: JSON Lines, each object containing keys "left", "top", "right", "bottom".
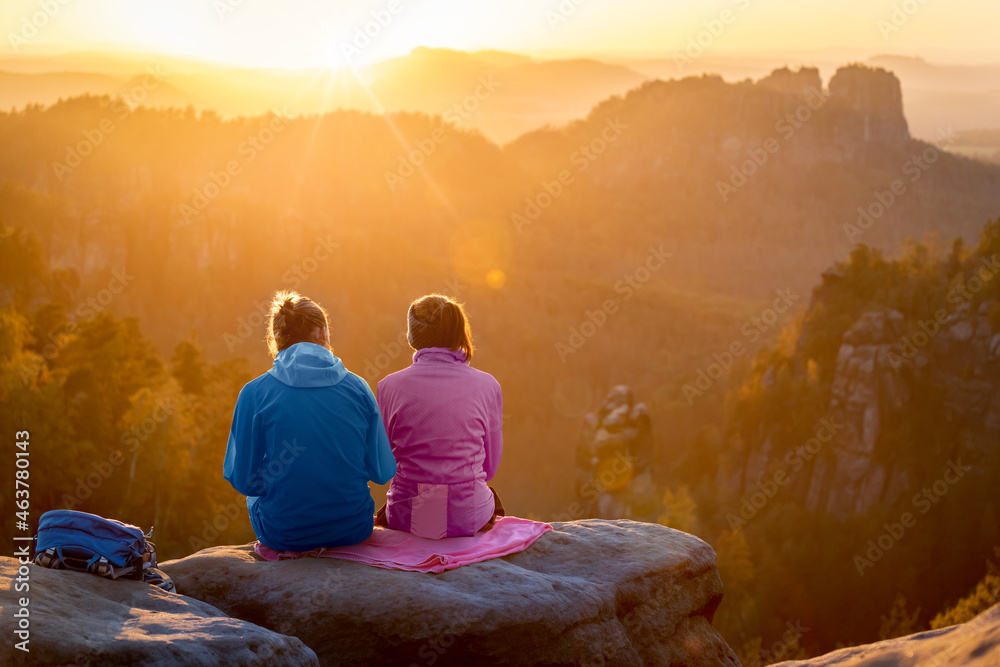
{"left": 266, "top": 290, "right": 331, "bottom": 358}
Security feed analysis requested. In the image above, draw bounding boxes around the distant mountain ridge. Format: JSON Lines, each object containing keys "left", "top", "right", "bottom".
{"left": 0, "top": 47, "right": 647, "bottom": 144}
{"left": 502, "top": 63, "right": 1000, "bottom": 306}
{"left": 5, "top": 48, "right": 999, "bottom": 146}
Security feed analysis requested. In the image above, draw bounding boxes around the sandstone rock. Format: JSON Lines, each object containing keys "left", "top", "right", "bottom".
{"left": 160, "top": 520, "right": 741, "bottom": 667}
{"left": 950, "top": 319, "right": 975, "bottom": 342}
{"left": 758, "top": 66, "right": 823, "bottom": 96}
{"left": 0, "top": 558, "right": 317, "bottom": 667}
{"left": 742, "top": 436, "right": 776, "bottom": 504}
{"left": 804, "top": 456, "right": 829, "bottom": 512}
{"left": 577, "top": 386, "right": 655, "bottom": 520}
{"left": 800, "top": 310, "right": 923, "bottom": 516}
{"left": 988, "top": 391, "right": 1000, "bottom": 432}
{"left": 740, "top": 264, "right": 1000, "bottom": 520}
{"left": 828, "top": 65, "right": 910, "bottom": 145}
{"left": 975, "top": 320, "right": 992, "bottom": 339}
{"left": 772, "top": 602, "right": 1000, "bottom": 666}
{"left": 882, "top": 466, "right": 910, "bottom": 507}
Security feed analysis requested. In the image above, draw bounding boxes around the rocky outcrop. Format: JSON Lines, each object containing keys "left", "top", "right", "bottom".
{"left": 737, "top": 291, "right": 1000, "bottom": 518}
{"left": 160, "top": 519, "right": 741, "bottom": 667}
{"left": 828, "top": 64, "right": 910, "bottom": 145}
{"left": 806, "top": 309, "right": 911, "bottom": 516}
{"left": 0, "top": 558, "right": 317, "bottom": 666}
{"left": 772, "top": 602, "right": 1000, "bottom": 666}
{"left": 507, "top": 62, "right": 925, "bottom": 204}
{"left": 816, "top": 299, "right": 999, "bottom": 517}
{"left": 758, "top": 66, "right": 823, "bottom": 97}
{"left": 576, "top": 385, "right": 656, "bottom": 519}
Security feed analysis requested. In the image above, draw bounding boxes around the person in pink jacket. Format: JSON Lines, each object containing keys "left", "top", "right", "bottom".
{"left": 375, "top": 294, "right": 504, "bottom": 539}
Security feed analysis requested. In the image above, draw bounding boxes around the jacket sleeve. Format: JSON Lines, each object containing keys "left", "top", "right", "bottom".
{"left": 483, "top": 382, "right": 503, "bottom": 481}
{"left": 366, "top": 383, "right": 396, "bottom": 485}
{"left": 223, "top": 383, "right": 266, "bottom": 497}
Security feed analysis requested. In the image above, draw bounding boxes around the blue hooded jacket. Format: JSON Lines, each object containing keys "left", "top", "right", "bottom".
{"left": 223, "top": 342, "right": 396, "bottom": 551}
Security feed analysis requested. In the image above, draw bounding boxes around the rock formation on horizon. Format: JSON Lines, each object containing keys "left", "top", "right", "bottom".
{"left": 827, "top": 64, "right": 910, "bottom": 146}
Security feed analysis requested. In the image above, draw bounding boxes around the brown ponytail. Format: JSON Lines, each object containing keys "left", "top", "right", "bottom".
{"left": 266, "top": 290, "right": 331, "bottom": 358}
{"left": 407, "top": 294, "right": 474, "bottom": 362}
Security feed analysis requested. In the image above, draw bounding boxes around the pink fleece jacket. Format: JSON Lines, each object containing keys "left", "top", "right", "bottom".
{"left": 376, "top": 347, "right": 503, "bottom": 539}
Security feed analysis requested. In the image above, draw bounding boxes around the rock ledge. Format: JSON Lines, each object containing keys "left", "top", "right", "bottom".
{"left": 162, "top": 519, "right": 740, "bottom": 667}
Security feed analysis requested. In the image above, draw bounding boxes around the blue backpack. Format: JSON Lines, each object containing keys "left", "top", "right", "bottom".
{"left": 33, "top": 510, "right": 175, "bottom": 592}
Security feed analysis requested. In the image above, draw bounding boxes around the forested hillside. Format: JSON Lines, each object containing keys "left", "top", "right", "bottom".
{"left": 703, "top": 219, "right": 1000, "bottom": 659}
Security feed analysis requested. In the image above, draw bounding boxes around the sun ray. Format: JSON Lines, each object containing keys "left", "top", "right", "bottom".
{"left": 343, "top": 64, "right": 464, "bottom": 224}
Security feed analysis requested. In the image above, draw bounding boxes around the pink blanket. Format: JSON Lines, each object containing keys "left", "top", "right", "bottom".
{"left": 252, "top": 516, "right": 552, "bottom": 573}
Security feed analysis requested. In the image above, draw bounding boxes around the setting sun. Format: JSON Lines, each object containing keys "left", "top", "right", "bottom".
{"left": 6, "top": 0, "right": 1000, "bottom": 68}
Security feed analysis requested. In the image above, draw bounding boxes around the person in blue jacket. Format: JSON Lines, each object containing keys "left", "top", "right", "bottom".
{"left": 224, "top": 290, "right": 396, "bottom": 551}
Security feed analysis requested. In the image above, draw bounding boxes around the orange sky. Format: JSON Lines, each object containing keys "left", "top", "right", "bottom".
{"left": 2, "top": 0, "right": 999, "bottom": 68}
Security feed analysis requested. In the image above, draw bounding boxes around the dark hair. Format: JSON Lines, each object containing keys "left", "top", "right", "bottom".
{"left": 265, "top": 290, "right": 330, "bottom": 358}
{"left": 407, "top": 294, "right": 474, "bottom": 362}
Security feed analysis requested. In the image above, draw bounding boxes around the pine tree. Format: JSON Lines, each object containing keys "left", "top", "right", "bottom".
{"left": 878, "top": 594, "right": 920, "bottom": 640}
{"left": 657, "top": 485, "right": 698, "bottom": 534}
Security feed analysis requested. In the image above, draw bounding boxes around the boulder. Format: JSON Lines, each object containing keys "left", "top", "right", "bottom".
{"left": 0, "top": 558, "right": 318, "bottom": 666}
{"left": 160, "top": 519, "right": 741, "bottom": 667}
{"left": 772, "top": 602, "right": 1000, "bottom": 666}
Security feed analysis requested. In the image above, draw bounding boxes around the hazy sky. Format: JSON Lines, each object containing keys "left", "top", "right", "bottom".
{"left": 2, "top": 0, "right": 999, "bottom": 67}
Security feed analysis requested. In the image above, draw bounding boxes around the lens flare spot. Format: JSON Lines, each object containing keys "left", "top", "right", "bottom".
{"left": 448, "top": 219, "right": 512, "bottom": 287}
{"left": 486, "top": 269, "right": 506, "bottom": 289}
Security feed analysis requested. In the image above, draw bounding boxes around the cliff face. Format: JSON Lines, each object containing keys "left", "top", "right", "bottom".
{"left": 719, "top": 63, "right": 911, "bottom": 165}
{"left": 732, "top": 285, "right": 1000, "bottom": 519}
{"left": 828, "top": 64, "right": 910, "bottom": 146}
{"left": 808, "top": 301, "right": 998, "bottom": 517}
{"left": 804, "top": 310, "right": 911, "bottom": 516}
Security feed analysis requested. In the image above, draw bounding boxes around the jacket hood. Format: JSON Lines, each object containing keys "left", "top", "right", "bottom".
{"left": 268, "top": 342, "right": 348, "bottom": 388}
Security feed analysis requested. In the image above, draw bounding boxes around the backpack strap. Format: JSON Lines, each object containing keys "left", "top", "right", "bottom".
{"left": 51, "top": 546, "right": 103, "bottom": 574}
